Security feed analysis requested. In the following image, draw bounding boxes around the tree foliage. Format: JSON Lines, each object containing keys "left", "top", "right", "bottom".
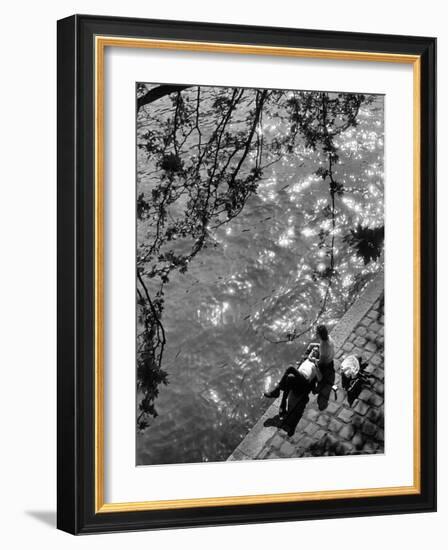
{"left": 136, "top": 83, "right": 379, "bottom": 430}
{"left": 344, "top": 224, "right": 385, "bottom": 264}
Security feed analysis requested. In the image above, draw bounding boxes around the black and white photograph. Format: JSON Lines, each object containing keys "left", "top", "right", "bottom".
{"left": 136, "top": 83, "right": 385, "bottom": 466}
{"left": 0, "top": 0, "right": 440, "bottom": 543}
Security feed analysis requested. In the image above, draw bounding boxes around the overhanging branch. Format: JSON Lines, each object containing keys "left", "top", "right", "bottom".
{"left": 137, "top": 84, "right": 192, "bottom": 111}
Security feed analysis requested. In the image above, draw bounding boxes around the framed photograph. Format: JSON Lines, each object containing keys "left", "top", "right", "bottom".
{"left": 57, "top": 14, "right": 436, "bottom": 534}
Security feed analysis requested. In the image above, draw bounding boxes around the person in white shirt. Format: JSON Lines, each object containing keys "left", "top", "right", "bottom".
{"left": 264, "top": 324, "right": 334, "bottom": 416}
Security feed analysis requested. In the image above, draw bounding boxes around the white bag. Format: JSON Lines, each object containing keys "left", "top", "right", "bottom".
{"left": 340, "top": 354, "right": 360, "bottom": 379}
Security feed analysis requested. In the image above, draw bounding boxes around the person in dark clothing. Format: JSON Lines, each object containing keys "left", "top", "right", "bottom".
{"left": 264, "top": 324, "right": 334, "bottom": 417}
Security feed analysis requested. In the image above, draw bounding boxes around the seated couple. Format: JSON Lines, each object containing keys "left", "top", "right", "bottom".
{"left": 264, "top": 324, "right": 335, "bottom": 417}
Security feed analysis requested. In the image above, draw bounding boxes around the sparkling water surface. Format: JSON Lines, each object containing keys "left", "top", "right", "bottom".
{"left": 136, "top": 95, "right": 384, "bottom": 465}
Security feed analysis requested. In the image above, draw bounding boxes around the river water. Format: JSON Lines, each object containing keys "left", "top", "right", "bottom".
{"left": 136, "top": 94, "right": 384, "bottom": 465}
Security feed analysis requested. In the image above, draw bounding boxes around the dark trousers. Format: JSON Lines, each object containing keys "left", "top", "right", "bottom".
{"left": 278, "top": 367, "right": 313, "bottom": 410}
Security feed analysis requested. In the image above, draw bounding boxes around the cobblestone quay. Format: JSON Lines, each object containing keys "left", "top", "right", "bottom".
{"left": 228, "top": 273, "right": 384, "bottom": 461}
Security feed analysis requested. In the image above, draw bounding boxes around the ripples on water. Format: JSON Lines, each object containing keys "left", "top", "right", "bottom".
{"left": 136, "top": 92, "right": 384, "bottom": 465}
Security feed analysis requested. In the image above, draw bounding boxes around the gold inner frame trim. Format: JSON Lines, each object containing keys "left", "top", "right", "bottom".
{"left": 94, "top": 35, "right": 421, "bottom": 514}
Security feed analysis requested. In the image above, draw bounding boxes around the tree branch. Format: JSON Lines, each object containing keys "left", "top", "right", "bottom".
{"left": 137, "top": 84, "right": 192, "bottom": 111}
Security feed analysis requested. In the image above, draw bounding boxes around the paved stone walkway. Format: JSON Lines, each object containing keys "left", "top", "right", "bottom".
{"left": 228, "top": 273, "right": 384, "bottom": 461}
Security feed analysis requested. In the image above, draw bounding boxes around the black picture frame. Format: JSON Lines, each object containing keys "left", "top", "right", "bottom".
{"left": 57, "top": 14, "right": 436, "bottom": 534}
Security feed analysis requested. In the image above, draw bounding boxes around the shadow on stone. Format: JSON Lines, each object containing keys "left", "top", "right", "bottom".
{"left": 305, "top": 433, "right": 351, "bottom": 457}
{"left": 264, "top": 414, "right": 283, "bottom": 429}
{"left": 263, "top": 391, "right": 310, "bottom": 437}
{"left": 317, "top": 362, "right": 336, "bottom": 410}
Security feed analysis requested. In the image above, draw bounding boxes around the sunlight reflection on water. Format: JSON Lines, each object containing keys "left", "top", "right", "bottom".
{"left": 136, "top": 96, "right": 384, "bottom": 466}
